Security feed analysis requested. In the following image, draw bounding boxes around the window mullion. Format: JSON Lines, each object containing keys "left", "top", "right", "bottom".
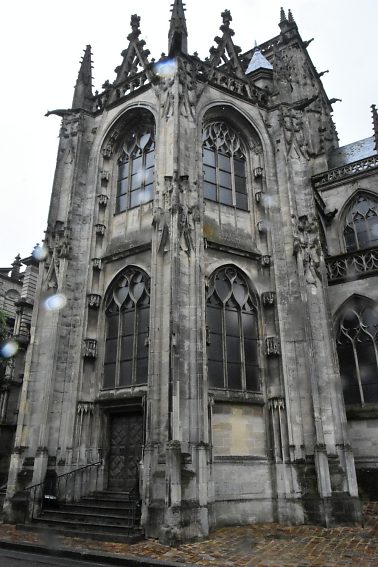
{"left": 132, "top": 303, "right": 138, "bottom": 385}
{"left": 215, "top": 151, "right": 220, "bottom": 203}
{"left": 222, "top": 304, "right": 227, "bottom": 388}
{"left": 230, "top": 155, "right": 236, "bottom": 207}
{"left": 239, "top": 309, "right": 246, "bottom": 390}
{"left": 352, "top": 341, "right": 365, "bottom": 405}
{"left": 116, "top": 310, "right": 122, "bottom": 388}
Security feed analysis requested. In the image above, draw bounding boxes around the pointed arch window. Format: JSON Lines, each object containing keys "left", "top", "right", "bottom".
{"left": 206, "top": 267, "right": 259, "bottom": 391}
{"left": 343, "top": 194, "right": 378, "bottom": 252}
{"left": 202, "top": 122, "right": 248, "bottom": 210}
{"left": 336, "top": 298, "right": 378, "bottom": 404}
{"left": 116, "top": 125, "right": 155, "bottom": 213}
{"left": 104, "top": 267, "right": 150, "bottom": 389}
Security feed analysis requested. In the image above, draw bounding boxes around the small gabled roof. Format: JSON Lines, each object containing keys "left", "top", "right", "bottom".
{"left": 246, "top": 46, "right": 273, "bottom": 75}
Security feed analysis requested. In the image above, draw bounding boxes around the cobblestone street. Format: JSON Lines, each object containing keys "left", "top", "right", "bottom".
{"left": 0, "top": 502, "right": 377, "bottom": 566}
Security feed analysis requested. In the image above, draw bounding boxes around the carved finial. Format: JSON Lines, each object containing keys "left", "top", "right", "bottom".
{"left": 221, "top": 9, "right": 232, "bottom": 28}
{"left": 288, "top": 9, "right": 295, "bottom": 22}
{"left": 168, "top": 0, "right": 188, "bottom": 56}
{"left": 11, "top": 254, "right": 22, "bottom": 279}
{"left": 280, "top": 7, "right": 287, "bottom": 22}
{"left": 372, "top": 104, "right": 378, "bottom": 152}
{"left": 130, "top": 14, "right": 141, "bottom": 36}
{"left": 72, "top": 44, "right": 93, "bottom": 111}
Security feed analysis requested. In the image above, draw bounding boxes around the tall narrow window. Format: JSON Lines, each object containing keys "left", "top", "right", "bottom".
{"left": 116, "top": 125, "right": 155, "bottom": 213}
{"left": 343, "top": 194, "right": 378, "bottom": 252}
{"left": 207, "top": 267, "right": 259, "bottom": 391}
{"left": 336, "top": 298, "right": 378, "bottom": 404}
{"left": 104, "top": 268, "right": 150, "bottom": 389}
{"left": 203, "top": 122, "right": 248, "bottom": 210}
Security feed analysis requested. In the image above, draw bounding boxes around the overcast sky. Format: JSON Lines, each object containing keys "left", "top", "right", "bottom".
{"left": 1, "top": 0, "right": 377, "bottom": 267}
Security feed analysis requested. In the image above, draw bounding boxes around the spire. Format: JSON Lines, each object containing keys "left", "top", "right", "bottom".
{"left": 372, "top": 104, "right": 378, "bottom": 152}
{"left": 72, "top": 45, "right": 93, "bottom": 110}
{"left": 279, "top": 7, "right": 297, "bottom": 32}
{"left": 280, "top": 7, "right": 287, "bottom": 22}
{"left": 11, "top": 254, "right": 22, "bottom": 279}
{"left": 168, "top": 0, "right": 188, "bottom": 56}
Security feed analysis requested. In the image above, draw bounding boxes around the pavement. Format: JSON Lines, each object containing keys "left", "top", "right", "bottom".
{"left": 0, "top": 501, "right": 377, "bottom": 566}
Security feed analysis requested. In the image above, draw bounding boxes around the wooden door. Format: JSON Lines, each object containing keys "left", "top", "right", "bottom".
{"left": 108, "top": 411, "right": 143, "bottom": 492}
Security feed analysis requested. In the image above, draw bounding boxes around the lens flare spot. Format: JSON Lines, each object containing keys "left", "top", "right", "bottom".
{"left": 43, "top": 293, "right": 67, "bottom": 312}
{"left": 33, "top": 244, "right": 48, "bottom": 262}
{"left": 0, "top": 339, "right": 19, "bottom": 358}
{"left": 153, "top": 59, "right": 177, "bottom": 78}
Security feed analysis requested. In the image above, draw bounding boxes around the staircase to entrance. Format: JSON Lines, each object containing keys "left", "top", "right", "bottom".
{"left": 20, "top": 490, "right": 143, "bottom": 543}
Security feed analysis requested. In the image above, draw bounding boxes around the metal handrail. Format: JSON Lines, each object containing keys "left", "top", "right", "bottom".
{"left": 24, "top": 459, "right": 103, "bottom": 522}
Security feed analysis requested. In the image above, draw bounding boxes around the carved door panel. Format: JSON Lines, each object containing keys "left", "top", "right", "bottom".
{"left": 108, "top": 412, "right": 143, "bottom": 492}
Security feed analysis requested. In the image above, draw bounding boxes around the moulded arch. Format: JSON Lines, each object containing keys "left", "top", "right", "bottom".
{"left": 337, "top": 189, "right": 378, "bottom": 252}
{"left": 206, "top": 263, "right": 259, "bottom": 308}
{"left": 199, "top": 102, "right": 266, "bottom": 153}
{"left": 334, "top": 293, "right": 378, "bottom": 405}
{"left": 100, "top": 105, "right": 156, "bottom": 157}
{"left": 104, "top": 264, "right": 151, "bottom": 309}
{"left": 334, "top": 293, "right": 377, "bottom": 326}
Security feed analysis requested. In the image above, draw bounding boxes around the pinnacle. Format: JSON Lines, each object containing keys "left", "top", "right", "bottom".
{"left": 168, "top": 0, "right": 188, "bottom": 56}
{"left": 72, "top": 44, "right": 93, "bottom": 110}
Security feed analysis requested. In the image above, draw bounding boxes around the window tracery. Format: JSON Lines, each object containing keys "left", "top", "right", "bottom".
{"left": 343, "top": 194, "right": 378, "bottom": 252}
{"left": 206, "top": 267, "right": 259, "bottom": 391}
{"left": 336, "top": 297, "right": 378, "bottom": 404}
{"left": 202, "top": 122, "right": 248, "bottom": 210}
{"left": 116, "top": 124, "right": 155, "bottom": 213}
{"left": 104, "top": 267, "right": 150, "bottom": 389}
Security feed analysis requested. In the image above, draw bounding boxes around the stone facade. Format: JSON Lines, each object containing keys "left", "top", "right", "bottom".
{"left": 0, "top": 254, "right": 38, "bottom": 491}
{"left": 2, "top": 1, "right": 378, "bottom": 542}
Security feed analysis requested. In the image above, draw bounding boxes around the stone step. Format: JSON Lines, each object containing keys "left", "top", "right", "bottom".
{"left": 41, "top": 508, "right": 139, "bottom": 526}
{"left": 29, "top": 516, "right": 139, "bottom": 534}
{"left": 85, "top": 490, "right": 137, "bottom": 501}
{"left": 18, "top": 523, "right": 144, "bottom": 544}
{"left": 57, "top": 502, "right": 138, "bottom": 514}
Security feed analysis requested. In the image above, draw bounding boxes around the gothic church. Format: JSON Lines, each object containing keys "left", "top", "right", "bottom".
{"left": 2, "top": 1, "right": 378, "bottom": 543}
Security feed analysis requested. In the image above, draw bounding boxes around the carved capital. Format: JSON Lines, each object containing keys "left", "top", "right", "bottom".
{"left": 254, "top": 166, "right": 264, "bottom": 178}
{"left": 260, "top": 254, "right": 271, "bottom": 267}
{"left": 95, "top": 224, "right": 106, "bottom": 236}
{"left": 268, "top": 397, "right": 285, "bottom": 410}
{"left": 257, "top": 220, "right": 268, "bottom": 233}
{"left": 100, "top": 170, "right": 110, "bottom": 183}
{"left": 77, "top": 401, "right": 94, "bottom": 414}
{"left": 87, "top": 293, "right": 101, "bottom": 309}
{"left": 262, "top": 291, "right": 276, "bottom": 307}
{"left": 265, "top": 336, "right": 280, "bottom": 356}
{"left": 92, "top": 258, "right": 102, "bottom": 271}
{"left": 98, "top": 194, "right": 109, "bottom": 207}
{"left": 83, "top": 339, "right": 97, "bottom": 358}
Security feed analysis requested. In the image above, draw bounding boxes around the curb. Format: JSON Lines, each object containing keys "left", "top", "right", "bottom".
{"left": 0, "top": 539, "right": 194, "bottom": 566}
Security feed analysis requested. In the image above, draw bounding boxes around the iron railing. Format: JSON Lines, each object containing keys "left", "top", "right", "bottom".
{"left": 24, "top": 459, "right": 103, "bottom": 522}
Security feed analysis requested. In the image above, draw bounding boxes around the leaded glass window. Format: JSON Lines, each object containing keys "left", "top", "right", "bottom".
{"left": 207, "top": 267, "right": 259, "bottom": 391}
{"left": 343, "top": 195, "right": 378, "bottom": 252}
{"left": 104, "top": 268, "right": 150, "bottom": 389}
{"left": 337, "top": 298, "right": 378, "bottom": 404}
{"left": 116, "top": 126, "right": 155, "bottom": 213}
{"left": 202, "top": 122, "right": 248, "bottom": 210}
